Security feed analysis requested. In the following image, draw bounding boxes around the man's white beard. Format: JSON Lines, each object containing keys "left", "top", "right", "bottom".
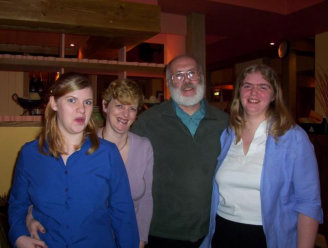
{"left": 169, "top": 82, "right": 205, "bottom": 107}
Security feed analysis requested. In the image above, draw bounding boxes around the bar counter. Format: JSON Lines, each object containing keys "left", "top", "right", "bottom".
{"left": 0, "top": 115, "right": 42, "bottom": 127}
{"left": 0, "top": 120, "right": 41, "bottom": 194}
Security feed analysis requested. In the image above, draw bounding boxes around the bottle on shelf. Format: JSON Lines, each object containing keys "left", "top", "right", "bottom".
{"left": 37, "top": 76, "right": 44, "bottom": 95}
{"left": 29, "top": 73, "right": 40, "bottom": 101}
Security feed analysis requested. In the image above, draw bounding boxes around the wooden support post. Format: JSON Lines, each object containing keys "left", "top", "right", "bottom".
{"left": 89, "top": 74, "right": 98, "bottom": 106}
{"left": 315, "top": 32, "right": 328, "bottom": 117}
{"left": 281, "top": 51, "right": 297, "bottom": 120}
{"left": 186, "top": 13, "right": 208, "bottom": 99}
{"left": 118, "top": 46, "right": 127, "bottom": 79}
{"left": 60, "top": 33, "right": 65, "bottom": 74}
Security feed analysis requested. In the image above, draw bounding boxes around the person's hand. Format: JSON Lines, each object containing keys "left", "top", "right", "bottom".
{"left": 26, "top": 206, "right": 46, "bottom": 240}
{"left": 139, "top": 241, "right": 145, "bottom": 248}
{"left": 15, "top": 235, "right": 47, "bottom": 248}
{"left": 28, "top": 218, "right": 46, "bottom": 240}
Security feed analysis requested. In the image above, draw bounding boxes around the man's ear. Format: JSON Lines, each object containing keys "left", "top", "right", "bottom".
{"left": 50, "top": 96, "right": 58, "bottom": 111}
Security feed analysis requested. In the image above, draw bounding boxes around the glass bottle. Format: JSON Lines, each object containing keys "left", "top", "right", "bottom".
{"left": 29, "top": 74, "right": 40, "bottom": 100}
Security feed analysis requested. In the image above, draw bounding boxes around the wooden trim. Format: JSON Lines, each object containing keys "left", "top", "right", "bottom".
{"left": 0, "top": 115, "right": 42, "bottom": 126}
{"left": 0, "top": 121, "right": 42, "bottom": 127}
{"left": 0, "top": 44, "right": 77, "bottom": 57}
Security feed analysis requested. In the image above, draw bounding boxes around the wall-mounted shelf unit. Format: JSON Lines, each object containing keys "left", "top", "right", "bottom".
{"left": 0, "top": 54, "right": 165, "bottom": 75}
{"left": 0, "top": 0, "right": 164, "bottom": 121}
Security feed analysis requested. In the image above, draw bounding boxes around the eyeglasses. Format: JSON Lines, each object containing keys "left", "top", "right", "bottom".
{"left": 171, "top": 70, "right": 199, "bottom": 82}
{"left": 240, "top": 82, "right": 272, "bottom": 92}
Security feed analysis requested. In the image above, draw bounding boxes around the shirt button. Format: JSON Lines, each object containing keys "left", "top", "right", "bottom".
{"left": 65, "top": 170, "right": 68, "bottom": 175}
{"left": 65, "top": 188, "right": 68, "bottom": 192}
{"left": 66, "top": 225, "right": 70, "bottom": 229}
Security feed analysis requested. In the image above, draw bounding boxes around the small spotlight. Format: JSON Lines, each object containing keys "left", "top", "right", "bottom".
{"left": 214, "top": 91, "right": 220, "bottom": 96}
{"left": 70, "top": 43, "right": 75, "bottom": 47}
{"left": 270, "top": 42, "right": 275, "bottom": 46}
{"left": 55, "top": 72, "right": 60, "bottom": 80}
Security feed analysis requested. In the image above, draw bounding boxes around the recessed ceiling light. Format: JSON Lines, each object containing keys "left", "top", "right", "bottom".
{"left": 270, "top": 42, "right": 275, "bottom": 46}
{"left": 70, "top": 43, "right": 75, "bottom": 47}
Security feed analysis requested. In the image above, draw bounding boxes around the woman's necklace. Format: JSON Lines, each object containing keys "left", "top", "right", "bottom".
{"left": 102, "top": 128, "right": 129, "bottom": 151}
{"left": 118, "top": 135, "right": 128, "bottom": 151}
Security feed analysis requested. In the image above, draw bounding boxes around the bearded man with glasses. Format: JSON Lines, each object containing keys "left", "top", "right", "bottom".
{"left": 131, "top": 55, "right": 228, "bottom": 248}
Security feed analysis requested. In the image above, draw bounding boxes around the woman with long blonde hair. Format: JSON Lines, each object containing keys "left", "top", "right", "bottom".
{"left": 201, "top": 64, "right": 322, "bottom": 248}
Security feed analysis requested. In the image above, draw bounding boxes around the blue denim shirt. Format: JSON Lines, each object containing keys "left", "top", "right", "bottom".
{"left": 201, "top": 125, "right": 323, "bottom": 248}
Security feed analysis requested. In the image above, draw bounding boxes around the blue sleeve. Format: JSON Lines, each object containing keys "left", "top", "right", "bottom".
{"left": 8, "top": 147, "right": 31, "bottom": 245}
{"left": 293, "top": 128, "right": 323, "bottom": 223}
{"left": 108, "top": 146, "right": 139, "bottom": 247}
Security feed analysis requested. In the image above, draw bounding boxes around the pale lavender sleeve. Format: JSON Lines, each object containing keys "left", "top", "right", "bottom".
{"left": 126, "top": 133, "right": 154, "bottom": 242}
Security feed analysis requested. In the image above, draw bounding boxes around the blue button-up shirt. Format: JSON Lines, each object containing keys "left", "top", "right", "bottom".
{"left": 201, "top": 125, "right": 323, "bottom": 248}
{"left": 174, "top": 100, "right": 205, "bottom": 136}
{"left": 9, "top": 137, "right": 139, "bottom": 248}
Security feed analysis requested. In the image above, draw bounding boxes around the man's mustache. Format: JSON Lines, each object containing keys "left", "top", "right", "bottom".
{"left": 181, "top": 83, "right": 196, "bottom": 90}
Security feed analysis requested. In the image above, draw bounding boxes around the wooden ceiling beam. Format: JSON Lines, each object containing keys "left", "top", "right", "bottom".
{"left": 0, "top": 0, "right": 160, "bottom": 48}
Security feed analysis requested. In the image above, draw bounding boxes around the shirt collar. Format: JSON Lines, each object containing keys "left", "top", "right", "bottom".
{"left": 173, "top": 99, "right": 205, "bottom": 118}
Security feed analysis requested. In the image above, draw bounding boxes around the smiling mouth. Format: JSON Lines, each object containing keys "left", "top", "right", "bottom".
{"left": 117, "top": 117, "right": 128, "bottom": 125}
{"left": 248, "top": 99, "right": 260, "bottom": 103}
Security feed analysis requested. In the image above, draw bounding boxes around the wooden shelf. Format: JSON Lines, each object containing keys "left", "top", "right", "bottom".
{"left": 0, "top": 54, "right": 165, "bottom": 75}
